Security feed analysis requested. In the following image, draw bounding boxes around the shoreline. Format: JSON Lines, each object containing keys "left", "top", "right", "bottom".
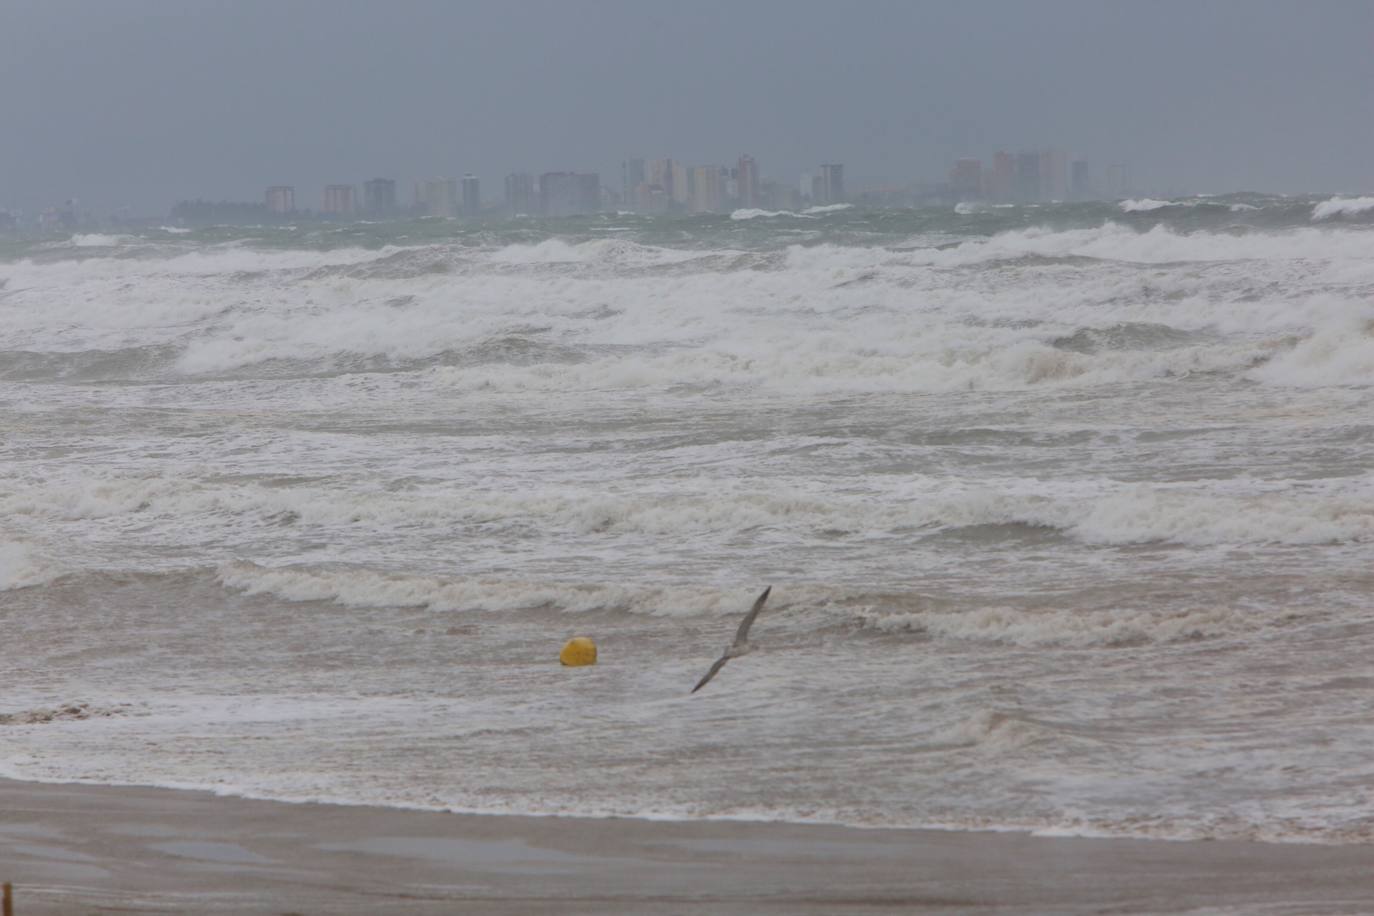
{"left": 7, "top": 763, "right": 1369, "bottom": 849}
{"left": 3, "top": 770, "right": 1354, "bottom": 847}
{"left": 2, "top": 778, "right": 1372, "bottom": 914}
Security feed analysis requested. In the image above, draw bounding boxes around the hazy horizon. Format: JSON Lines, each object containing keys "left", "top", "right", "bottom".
{"left": 3, "top": 0, "right": 1372, "bottom": 215}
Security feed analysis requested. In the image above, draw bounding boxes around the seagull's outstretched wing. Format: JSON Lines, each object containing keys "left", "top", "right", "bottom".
{"left": 732, "top": 586, "right": 772, "bottom": 647}
{"left": 691, "top": 654, "right": 730, "bottom": 694}
{"left": 691, "top": 587, "right": 773, "bottom": 694}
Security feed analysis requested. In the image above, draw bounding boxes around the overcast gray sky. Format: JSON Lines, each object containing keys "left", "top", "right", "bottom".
{"left": 2, "top": 0, "right": 1371, "bottom": 214}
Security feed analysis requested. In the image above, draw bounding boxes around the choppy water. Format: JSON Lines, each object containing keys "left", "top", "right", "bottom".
{"left": 2, "top": 194, "right": 1373, "bottom": 843}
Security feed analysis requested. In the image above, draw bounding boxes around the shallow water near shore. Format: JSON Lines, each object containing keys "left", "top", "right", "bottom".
{"left": 2, "top": 197, "right": 1372, "bottom": 843}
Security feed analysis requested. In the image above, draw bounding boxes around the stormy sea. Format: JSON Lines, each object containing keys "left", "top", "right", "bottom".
{"left": 2, "top": 194, "right": 1372, "bottom": 844}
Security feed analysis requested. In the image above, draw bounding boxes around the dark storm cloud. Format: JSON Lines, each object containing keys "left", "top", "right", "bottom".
{"left": 2, "top": 0, "right": 1371, "bottom": 213}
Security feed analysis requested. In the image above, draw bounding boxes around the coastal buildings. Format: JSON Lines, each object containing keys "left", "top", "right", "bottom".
{"left": 737, "top": 155, "right": 759, "bottom": 208}
{"left": 954, "top": 149, "right": 1109, "bottom": 203}
{"left": 622, "top": 158, "right": 646, "bottom": 202}
{"left": 461, "top": 174, "right": 480, "bottom": 215}
{"left": 265, "top": 186, "right": 295, "bottom": 214}
{"left": 322, "top": 184, "right": 354, "bottom": 215}
{"left": 817, "top": 163, "right": 845, "bottom": 205}
{"left": 416, "top": 178, "right": 458, "bottom": 217}
{"left": 1015, "top": 152, "right": 1040, "bottom": 202}
{"left": 989, "top": 152, "right": 1014, "bottom": 202}
{"left": 504, "top": 172, "right": 536, "bottom": 216}
{"left": 690, "top": 166, "right": 724, "bottom": 213}
{"left": 618, "top": 153, "right": 790, "bottom": 214}
{"left": 670, "top": 161, "right": 690, "bottom": 208}
{"left": 155, "top": 140, "right": 1131, "bottom": 227}
{"left": 363, "top": 178, "right": 396, "bottom": 215}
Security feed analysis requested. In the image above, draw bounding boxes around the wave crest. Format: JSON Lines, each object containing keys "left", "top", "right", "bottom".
{"left": 0, "top": 541, "right": 60, "bottom": 591}
{"left": 1311, "top": 196, "right": 1374, "bottom": 220}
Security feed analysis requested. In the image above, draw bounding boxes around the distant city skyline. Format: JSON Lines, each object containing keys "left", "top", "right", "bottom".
{"left": 9, "top": 136, "right": 1138, "bottom": 226}
{"left": 2, "top": 1, "right": 1371, "bottom": 216}
{"left": 7, "top": 139, "right": 1126, "bottom": 222}
{"left": 158, "top": 141, "right": 1121, "bottom": 222}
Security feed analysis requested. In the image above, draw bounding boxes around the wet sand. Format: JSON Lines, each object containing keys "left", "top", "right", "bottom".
{"left": 0, "top": 778, "right": 1371, "bottom": 914}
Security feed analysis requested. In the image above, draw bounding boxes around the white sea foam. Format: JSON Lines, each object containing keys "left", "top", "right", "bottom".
{"left": 216, "top": 561, "right": 795, "bottom": 618}
{"left": 887, "top": 222, "right": 1374, "bottom": 267}
{"left": 730, "top": 208, "right": 805, "bottom": 220}
{"left": 485, "top": 237, "right": 711, "bottom": 266}
{"left": 1118, "top": 198, "right": 1172, "bottom": 212}
{"left": 863, "top": 603, "right": 1250, "bottom": 648}
{"left": 0, "top": 541, "right": 59, "bottom": 591}
{"left": 6, "top": 223, "right": 1373, "bottom": 391}
{"left": 925, "top": 709, "right": 1071, "bottom": 751}
{"left": 8, "top": 466, "right": 1366, "bottom": 598}
{"left": 6, "top": 215, "right": 1374, "bottom": 845}
{"left": 66, "top": 233, "right": 136, "bottom": 247}
{"left": 1311, "top": 196, "right": 1374, "bottom": 220}
{"left": 802, "top": 203, "right": 853, "bottom": 215}
{"left": 1248, "top": 311, "right": 1374, "bottom": 388}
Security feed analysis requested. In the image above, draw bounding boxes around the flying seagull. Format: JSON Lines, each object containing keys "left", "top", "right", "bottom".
{"left": 691, "top": 586, "right": 772, "bottom": 694}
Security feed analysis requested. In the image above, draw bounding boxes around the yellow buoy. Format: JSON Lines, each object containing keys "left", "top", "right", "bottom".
{"left": 560, "top": 636, "right": 597, "bottom": 667}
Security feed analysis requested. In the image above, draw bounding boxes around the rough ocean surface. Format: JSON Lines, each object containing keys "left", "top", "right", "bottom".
{"left": 2, "top": 195, "right": 1372, "bottom": 844}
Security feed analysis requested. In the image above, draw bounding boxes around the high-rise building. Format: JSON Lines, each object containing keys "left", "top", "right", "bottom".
{"left": 690, "top": 165, "right": 723, "bottom": 213}
{"left": 990, "top": 151, "right": 1015, "bottom": 203}
{"left": 623, "top": 158, "right": 646, "bottom": 204}
{"left": 1015, "top": 152, "right": 1040, "bottom": 202}
{"left": 265, "top": 186, "right": 295, "bottom": 214}
{"left": 949, "top": 159, "right": 983, "bottom": 201}
{"left": 505, "top": 172, "right": 537, "bottom": 215}
{"left": 817, "top": 163, "right": 845, "bottom": 205}
{"left": 645, "top": 158, "right": 689, "bottom": 211}
{"left": 416, "top": 178, "right": 459, "bottom": 217}
{"left": 648, "top": 158, "right": 673, "bottom": 196}
{"left": 1070, "top": 160, "right": 1091, "bottom": 200}
{"left": 540, "top": 172, "right": 600, "bottom": 216}
{"left": 322, "top": 185, "right": 354, "bottom": 215}
{"left": 633, "top": 181, "right": 670, "bottom": 214}
{"left": 737, "top": 155, "right": 759, "bottom": 208}
{"left": 1039, "top": 149, "right": 1068, "bottom": 201}
{"left": 670, "top": 161, "right": 690, "bottom": 207}
{"left": 363, "top": 178, "right": 397, "bottom": 215}
{"left": 461, "top": 174, "right": 480, "bottom": 215}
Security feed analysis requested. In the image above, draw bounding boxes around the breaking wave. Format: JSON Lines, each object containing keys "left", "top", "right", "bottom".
{"left": 4, "top": 219, "right": 1374, "bottom": 397}
{"left": 216, "top": 561, "right": 794, "bottom": 618}
{"left": 0, "top": 541, "right": 60, "bottom": 591}
{"left": 1311, "top": 196, "right": 1374, "bottom": 220}
{"left": 861, "top": 603, "right": 1260, "bottom": 649}
{"left": 1118, "top": 198, "right": 1173, "bottom": 212}
{"left": 729, "top": 208, "right": 810, "bottom": 220}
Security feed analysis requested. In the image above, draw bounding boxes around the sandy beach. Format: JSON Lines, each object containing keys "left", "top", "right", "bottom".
{"left": 0, "top": 778, "right": 1370, "bottom": 914}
